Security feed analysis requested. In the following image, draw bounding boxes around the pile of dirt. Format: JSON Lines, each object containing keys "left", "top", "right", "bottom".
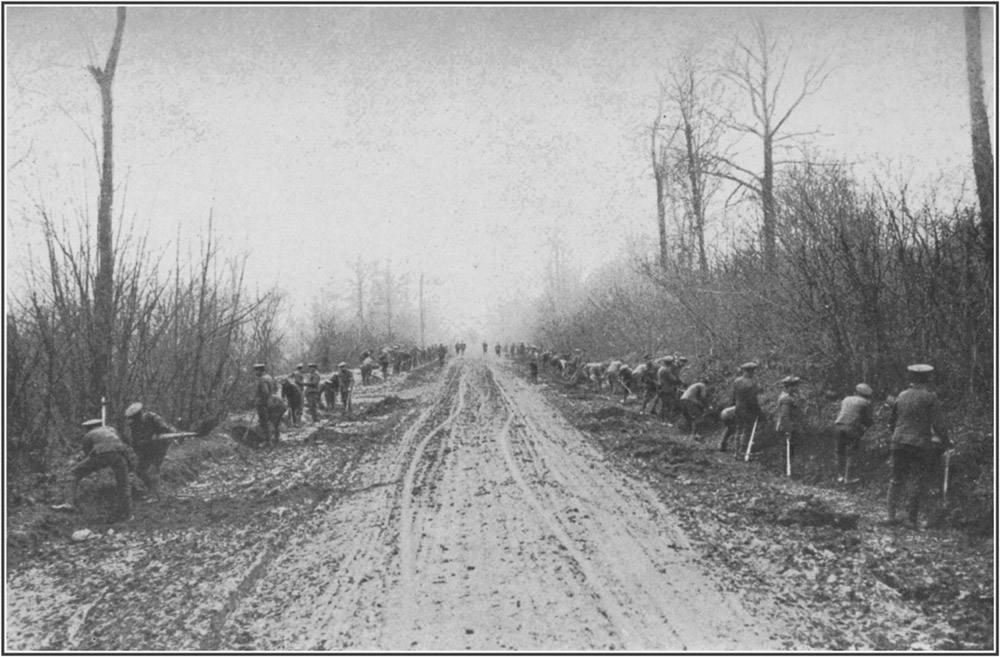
{"left": 589, "top": 405, "right": 628, "bottom": 420}
{"left": 776, "top": 495, "right": 860, "bottom": 530}
{"left": 363, "top": 395, "right": 413, "bottom": 417}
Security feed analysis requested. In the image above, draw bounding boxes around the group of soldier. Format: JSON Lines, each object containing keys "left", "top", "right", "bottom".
{"left": 60, "top": 402, "right": 184, "bottom": 522}
{"left": 516, "top": 347, "right": 951, "bottom": 530}
{"left": 62, "top": 343, "right": 453, "bottom": 521}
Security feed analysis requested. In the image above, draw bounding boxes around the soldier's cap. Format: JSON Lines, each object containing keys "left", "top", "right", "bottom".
{"left": 740, "top": 362, "right": 759, "bottom": 371}
{"left": 907, "top": 364, "right": 934, "bottom": 374}
{"left": 253, "top": 363, "right": 266, "bottom": 370}
{"left": 677, "top": 356, "right": 688, "bottom": 364}
{"left": 296, "top": 363, "right": 304, "bottom": 369}
{"left": 81, "top": 418, "right": 103, "bottom": 428}
{"left": 780, "top": 376, "right": 801, "bottom": 386}
{"left": 855, "top": 383, "right": 873, "bottom": 397}
{"left": 661, "top": 355, "right": 675, "bottom": 363}
{"left": 124, "top": 402, "right": 143, "bottom": 418}
{"left": 309, "top": 363, "right": 318, "bottom": 368}
{"left": 338, "top": 362, "right": 348, "bottom": 368}
{"left": 642, "top": 354, "right": 652, "bottom": 361}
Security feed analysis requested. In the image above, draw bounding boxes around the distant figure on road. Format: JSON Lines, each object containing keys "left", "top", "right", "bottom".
{"left": 253, "top": 363, "right": 285, "bottom": 446}
{"left": 495, "top": 343, "right": 501, "bottom": 357}
{"left": 482, "top": 341, "right": 488, "bottom": 355}
{"left": 832, "top": 383, "right": 874, "bottom": 483}
{"left": 887, "top": 364, "right": 950, "bottom": 528}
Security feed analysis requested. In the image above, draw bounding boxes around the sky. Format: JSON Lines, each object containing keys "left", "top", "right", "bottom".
{"left": 4, "top": 5, "right": 996, "bottom": 340}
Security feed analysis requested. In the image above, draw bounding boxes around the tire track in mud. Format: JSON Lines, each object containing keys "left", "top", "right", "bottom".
{"left": 395, "top": 363, "right": 468, "bottom": 632}
{"left": 486, "top": 360, "right": 779, "bottom": 651}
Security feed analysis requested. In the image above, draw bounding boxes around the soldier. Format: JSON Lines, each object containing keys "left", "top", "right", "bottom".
{"left": 833, "top": 383, "right": 874, "bottom": 483}
{"left": 281, "top": 377, "right": 303, "bottom": 426}
{"left": 254, "top": 363, "right": 275, "bottom": 430}
{"left": 718, "top": 405, "right": 738, "bottom": 452}
{"left": 731, "top": 362, "right": 763, "bottom": 459}
{"left": 304, "top": 363, "right": 322, "bottom": 422}
{"left": 528, "top": 357, "right": 539, "bottom": 383}
{"left": 378, "top": 349, "right": 391, "bottom": 379}
{"left": 494, "top": 343, "right": 501, "bottom": 357}
{"left": 775, "top": 376, "right": 803, "bottom": 476}
{"left": 320, "top": 375, "right": 340, "bottom": 410}
{"left": 360, "top": 352, "right": 375, "bottom": 385}
{"left": 679, "top": 381, "right": 712, "bottom": 437}
{"left": 636, "top": 355, "right": 658, "bottom": 413}
{"left": 267, "top": 393, "right": 287, "bottom": 446}
{"left": 651, "top": 356, "right": 682, "bottom": 418}
{"left": 65, "top": 419, "right": 133, "bottom": 521}
{"left": 337, "top": 362, "right": 355, "bottom": 416}
{"left": 253, "top": 363, "right": 280, "bottom": 444}
{"left": 887, "top": 364, "right": 950, "bottom": 528}
{"left": 291, "top": 363, "right": 305, "bottom": 390}
{"left": 124, "top": 402, "right": 175, "bottom": 500}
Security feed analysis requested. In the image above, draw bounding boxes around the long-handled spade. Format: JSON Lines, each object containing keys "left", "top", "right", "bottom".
{"left": 785, "top": 433, "right": 792, "bottom": 477}
{"left": 743, "top": 418, "right": 759, "bottom": 462}
{"left": 943, "top": 450, "right": 952, "bottom": 504}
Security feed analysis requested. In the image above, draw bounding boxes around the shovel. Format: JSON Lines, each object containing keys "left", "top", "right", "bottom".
{"left": 743, "top": 418, "right": 759, "bottom": 462}
{"left": 943, "top": 450, "right": 952, "bottom": 504}
{"left": 785, "top": 434, "right": 792, "bottom": 477}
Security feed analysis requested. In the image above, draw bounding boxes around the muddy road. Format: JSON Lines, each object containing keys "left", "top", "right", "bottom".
{"left": 8, "top": 356, "right": 787, "bottom": 651}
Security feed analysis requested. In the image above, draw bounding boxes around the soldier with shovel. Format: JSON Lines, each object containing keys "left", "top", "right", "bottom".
{"left": 832, "top": 383, "right": 874, "bottom": 484}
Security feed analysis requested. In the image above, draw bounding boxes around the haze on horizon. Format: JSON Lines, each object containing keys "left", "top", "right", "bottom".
{"left": 5, "top": 5, "right": 994, "bottom": 343}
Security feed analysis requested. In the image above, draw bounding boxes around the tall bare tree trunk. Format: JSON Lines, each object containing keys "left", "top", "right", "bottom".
{"left": 652, "top": 119, "right": 669, "bottom": 270}
{"left": 964, "top": 6, "right": 994, "bottom": 248}
{"left": 89, "top": 7, "right": 126, "bottom": 411}
{"left": 762, "top": 132, "right": 776, "bottom": 268}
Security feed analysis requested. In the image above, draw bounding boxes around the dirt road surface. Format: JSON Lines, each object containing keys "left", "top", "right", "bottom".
{"left": 6, "top": 356, "right": 793, "bottom": 651}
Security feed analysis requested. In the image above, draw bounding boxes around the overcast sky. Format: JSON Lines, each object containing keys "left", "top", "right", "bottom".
{"left": 4, "top": 5, "right": 995, "bottom": 338}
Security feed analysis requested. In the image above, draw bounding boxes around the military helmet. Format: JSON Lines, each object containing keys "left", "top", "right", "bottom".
{"left": 124, "top": 402, "right": 143, "bottom": 418}
{"left": 855, "top": 383, "right": 873, "bottom": 397}
{"left": 740, "top": 362, "right": 759, "bottom": 371}
{"left": 780, "top": 376, "right": 801, "bottom": 386}
{"left": 907, "top": 364, "right": 934, "bottom": 373}
{"left": 338, "top": 362, "right": 348, "bottom": 369}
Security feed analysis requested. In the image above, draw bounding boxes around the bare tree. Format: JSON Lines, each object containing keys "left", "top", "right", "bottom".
{"left": 651, "top": 111, "right": 674, "bottom": 270}
{"left": 88, "top": 6, "right": 126, "bottom": 410}
{"left": 659, "top": 52, "right": 729, "bottom": 273}
{"left": 717, "top": 17, "right": 831, "bottom": 269}
{"left": 964, "top": 6, "right": 994, "bottom": 246}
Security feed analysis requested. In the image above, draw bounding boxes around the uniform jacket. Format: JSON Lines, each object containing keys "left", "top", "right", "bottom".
{"left": 82, "top": 426, "right": 128, "bottom": 455}
{"left": 732, "top": 376, "right": 760, "bottom": 414}
{"left": 890, "top": 385, "right": 949, "bottom": 449}
{"left": 131, "top": 411, "right": 175, "bottom": 447}
{"left": 775, "top": 390, "right": 801, "bottom": 433}
{"left": 835, "top": 395, "right": 874, "bottom": 434}
{"left": 255, "top": 374, "right": 276, "bottom": 406}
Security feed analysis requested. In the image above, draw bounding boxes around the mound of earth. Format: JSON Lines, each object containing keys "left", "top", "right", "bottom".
{"left": 363, "top": 395, "right": 412, "bottom": 417}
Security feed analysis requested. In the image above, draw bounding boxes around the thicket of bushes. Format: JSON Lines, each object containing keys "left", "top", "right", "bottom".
{"left": 526, "top": 165, "right": 992, "bottom": 530}
{"left": 6, "top": 215, "right": 283, "bottom": 473}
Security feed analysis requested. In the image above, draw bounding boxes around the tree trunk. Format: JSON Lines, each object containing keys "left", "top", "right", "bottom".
{"left": 89, "top": 7, "right": 126, "bottom": 412}
{"left": 762, "top": 132, "right": 776, "bottom": 269}
{"left": 964, "top": 6, "right": 994, "bottom": 249}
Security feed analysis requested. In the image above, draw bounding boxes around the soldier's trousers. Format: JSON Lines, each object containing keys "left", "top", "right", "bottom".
{"left": 72, "top": 451, "right": 132, "bottom": 519}
{"left": 887, "top": 443, "right": 934, "bottom": 523}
